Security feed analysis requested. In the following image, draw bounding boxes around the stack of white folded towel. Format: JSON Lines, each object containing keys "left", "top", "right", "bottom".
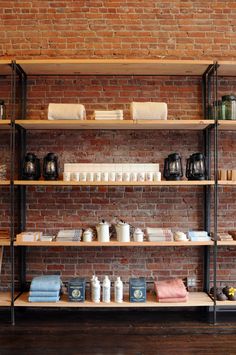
{"left": 146, "top": 228, "right": 173, "bottom": 242}
{"left": 94, "top": 110, "right": 123, "bottom": 120}
{"left": 56, "top": 229, "right": 82, "bottom": 242}
{"left": 48, "top": 103, "right": 86, "bottom": 120}
{"left": 130, "top": 102, "right": 168, "bottom": 120}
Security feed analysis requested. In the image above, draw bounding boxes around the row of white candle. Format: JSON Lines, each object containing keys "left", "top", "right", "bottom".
{"left": 63, "top": 171, "right": 161, "bottom": 182}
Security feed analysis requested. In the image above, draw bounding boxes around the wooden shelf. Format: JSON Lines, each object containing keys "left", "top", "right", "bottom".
{"left": 16, "top": 59, "right": 213, "bottom": 76}
{"left": 14, "top": 291, "right": 213, "bottom": 308}
{"left": 0, "top": 60, "right": 12, "bottom": 76}
{"left": 218, "top": 181, "right": 236, "bottom": 186}
{"left": 217, "top": 61, "right": 236, "bottom": 76}
{"left": 0, "top": 120, "right": 11, "bottom": 130}
{"left": 15, "top": 240, "right": 214, "bottom": 247}
{"left": 0, "top": 180, "right": 10, "bottom": 186}
{"left": 0, "top": 239, "right": 10, "bottom": 246}
{"left": 14, "top": 180, "right": 214, "bottom": 186}
{"left": 218, "top": 120, "right": 236, "bottom": 131}
{"left": 217, "top": 241, "right": 236, "bottom": 246}
{"left": 15, "top": 119, "right": 214, "bottom": 131}
{"left": 0, "top": 292, "right": 11, "bottom": 307}
{"left": 216, "top": 299, "right": 236, "bottom": 307}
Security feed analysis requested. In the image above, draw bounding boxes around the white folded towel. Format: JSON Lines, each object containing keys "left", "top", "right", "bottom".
{"left": 94, "top": 110, "right": 123, "bottom": 120}
{"left": 48, "top": 103, "right": 86, "bottom": 120}
{"left": 131, "top": 102, "right": 167, "bottom": 120}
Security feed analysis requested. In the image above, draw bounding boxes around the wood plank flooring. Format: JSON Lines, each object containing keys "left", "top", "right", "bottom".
{"left": 0, "top": 309, "right": 236, "bottom": 355}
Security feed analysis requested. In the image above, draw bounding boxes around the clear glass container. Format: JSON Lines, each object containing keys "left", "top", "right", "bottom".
{"left": 0, "top": 100, "right": 6, "bottom": 119}
{"left": 222, "top": 95, "right": 236, "bottom": 120}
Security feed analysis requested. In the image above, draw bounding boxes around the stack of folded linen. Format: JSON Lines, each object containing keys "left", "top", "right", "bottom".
{"left": 217, "top": 233, "right": 234, "bottom": 241}
{"left": 187, "top": 231, "right": 211, "bottom": 242}
{"left": 48, "top": 103, "right": 86, "bottom": 120}
{"left": 130, "top": 102, "right": 168, "bottom": 120}
{"left": 174, "top": 231, "right": 188, "bottom": 242}
{"left": 56, "top": 229, "right": 82, "bottom": 242}
{"left": 94, "top": 109, "right": 123, "bottom": 120}
{"left": 28, "top": 275, "right": 61, "bottom": 302}
{"left": 154, "top": 278, "right": 188, "bottom": 303}
{"left": 146, "top": 227, "right": 173, "bottom": 242}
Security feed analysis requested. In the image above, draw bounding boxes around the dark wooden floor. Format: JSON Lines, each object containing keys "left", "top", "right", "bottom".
{"left": 0, "top": 308, "right": 236, "bottom": 355}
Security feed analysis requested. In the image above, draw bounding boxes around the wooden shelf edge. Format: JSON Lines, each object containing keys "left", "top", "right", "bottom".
{"left": 15, "top": 119, "right": 214, "bottom": 131}
{"left": 217, "top": 241, "right": 236, "bottom": 246}
{"left": 218, "top": 181, "right": 236, "bottom": 185}
{"left": 13, "top": 180, "right": 214, "bottom": 186}
{"left": 14, "top": 292, "right": 213, "bottom": 308}
{"left": 14, "top": 241, "right": 214, "bottom": 247}
{"left": 0, "top": 292, "right": 11, "bottom": 307}
{"left": 0, "top": 180, "right": 10, "bottom": 186}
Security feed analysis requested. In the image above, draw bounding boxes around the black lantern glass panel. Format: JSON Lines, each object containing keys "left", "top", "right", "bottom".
{"left": 22, "top": 153, "right": 41, "bottom": 180}
{"left": 186, "top": 153, "right": 207, "bottom": 180}
{"left": 163, "top": 153, "right": 183, "bottom": 181}
{"left": 43, "top": 153, "right": 59, "bottom": 180}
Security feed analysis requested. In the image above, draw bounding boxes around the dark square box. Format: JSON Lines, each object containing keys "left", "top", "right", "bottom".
{"left": 68, "top": 277, "right": 86, "bottom": 302}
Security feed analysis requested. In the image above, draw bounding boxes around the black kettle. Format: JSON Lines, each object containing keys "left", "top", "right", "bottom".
{"left": 186, "top": 153, "right": 207, "bottom": 181}
{"left": 22, "top": 153, "right": 41, "bottom": 180}
{"left": 43, "top": 153, "right": 59, "bottom": 180}
{"left": 163, "top": 153, "right": 183, "bottom": 181}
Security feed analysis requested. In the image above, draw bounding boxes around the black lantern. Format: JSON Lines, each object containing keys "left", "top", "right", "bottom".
{"left": 163, "top": 153, "right": 183, "bottom": 181}
{"left": 22, "top": 153, "right": 41, "bottom": 180}
{"left": 43, "top": 153, "right": 59, "bottom": 180}
{"left": 186, "top": 153, "right": 207, "bottom": 180}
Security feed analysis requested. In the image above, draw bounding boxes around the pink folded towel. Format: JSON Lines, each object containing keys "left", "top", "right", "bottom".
{"left": 154, "top": 278, "right": 188, "bottom": 300}
{"left": 158, "top": 295, "right": 188, "bottom": 303}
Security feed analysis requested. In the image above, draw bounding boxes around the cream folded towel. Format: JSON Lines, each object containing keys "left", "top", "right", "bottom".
{"left": 131, "top": 102, "right": 168, "bottom": 120}
{"left": 48, "top": 103, "right": 86, "bottom": 120}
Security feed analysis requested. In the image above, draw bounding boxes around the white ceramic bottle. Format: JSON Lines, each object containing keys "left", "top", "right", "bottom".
{"left": 115, "top": 276, "right": 123, "bottom": 303}
{"left": 90, "top": 274, "right": 96, "bottom": 300}
{"left": 102, "top": 275, "right": 111, "bottom": 303}
{"left": 92, "top": 276, "right": 100, "bottom": 303}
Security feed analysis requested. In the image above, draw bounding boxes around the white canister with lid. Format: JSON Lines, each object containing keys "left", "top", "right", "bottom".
{"left": 83, "top": 228, "right": 93, "bottom": 242}
{"left": 115, "top": 221, "right": 130, "bottom": 242}
{"left": 96, "top": 220, "right": 110, "bottom": 242}
{"left": 133, "top": 228, "right": 144, "bottom": 242}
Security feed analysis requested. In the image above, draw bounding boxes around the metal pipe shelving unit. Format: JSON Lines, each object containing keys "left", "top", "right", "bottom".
{"left": 5, "top": 59, "right": 223, "bottom": 325}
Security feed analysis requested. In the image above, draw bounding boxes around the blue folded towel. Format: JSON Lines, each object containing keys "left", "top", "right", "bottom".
{"left": 188, "top": 231, "right": 208, "bottom": 238}
{"left": 29, "top": 291, "right": 60, "bottom": 297}
{"left": 30, "top": 275, "right": 61, "bottom": 292}
{"left": 28, "top": 296, "right": 60, "bottom": 302}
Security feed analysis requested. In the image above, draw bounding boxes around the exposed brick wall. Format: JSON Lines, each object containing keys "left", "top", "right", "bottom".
{"left": 1, "top": 0, "right": 236, "bottom": 293}
{"left": 1, "top": 1, "right": 236, "bottom": 60}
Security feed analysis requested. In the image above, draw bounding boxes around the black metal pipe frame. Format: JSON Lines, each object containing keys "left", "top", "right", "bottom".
{"left": 7, "top": 63, "right": 219, "bottom": 325}
{"left": 202, "top": 64, "right": 214, "bottom": 300}
{"left": 213, "top": 62, "right": 219, "bottom": 324}
{"left": 10, "top": 60, "right": 17, "bottom": 325}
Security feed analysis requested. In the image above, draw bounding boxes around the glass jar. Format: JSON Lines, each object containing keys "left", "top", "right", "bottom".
{"left": 222, "top": 95, "right": 236, "bottom": 120}
{"left": 0, "top": 100, "right": 6, "bottom": 119}
{"left": 209, "top": 100, "right": 223, "bottom": 119}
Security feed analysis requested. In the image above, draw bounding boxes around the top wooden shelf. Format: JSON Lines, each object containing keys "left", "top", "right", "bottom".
{"left": 218, "top": 120, "right": 236, "bottom": 131}
{"left": 217, "top": 61, "right": 236, "bottom": 76}
{"left": 16, "top": 59, "right": 213, "bottom": 76}
{"left": 0, "top": 120, "right": 11, "bottom": 129}
{"left": 0, "top": 60, "right": 12, "bottom": 76}
{"left": 15, "top": 119, "right": 214, "bottom": 130}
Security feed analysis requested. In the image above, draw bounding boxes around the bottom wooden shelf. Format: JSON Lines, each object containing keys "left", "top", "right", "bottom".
{"left": 0, "top": 292, "right": 11, "bottom": 306}
{"left": 14, "top": 292, "right": 212, "bottom": 308}
{"left": 216, "top": 299, "right": 236, "bottom": 307}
